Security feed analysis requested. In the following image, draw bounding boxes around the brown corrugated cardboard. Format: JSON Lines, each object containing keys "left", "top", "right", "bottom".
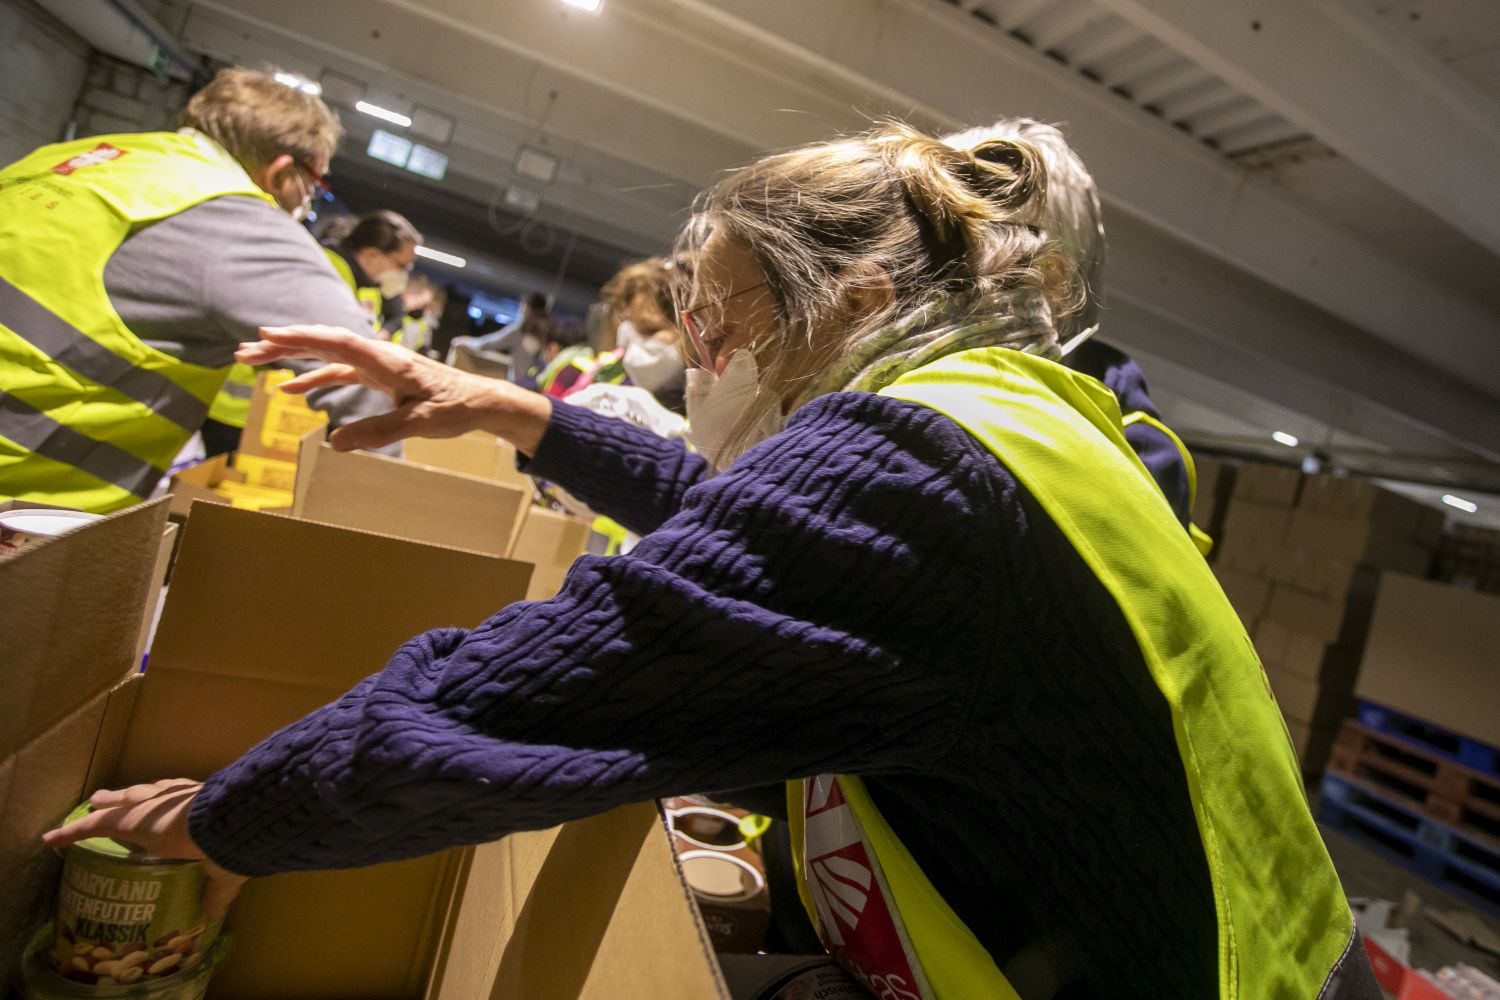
{"left": 1284, "top": 510, "right": 1434, "bottom": 572}
{"left": 1217, "top": 500, "right": 1292, "bottom": 576}
{"left": 4, "top": 501, "right": 773, "bottom": 1000}
{"left": 294, "top": 430, "right": 528, "bottom": 557}
{"left": 1357, "top": 573, "right": 1500, "bottom": 748}
{"left": 104, "top": 504, "right": 534, "bottom": 1000}
{"left": 510, "top": 506, "right": 591, "bottom": 601}
{"left": 404, "top": 433, "right": 533, "bottom": 495}
{"left": 1266, "top": 573, "right": 1379, "bottom": 645}
{"left": 428, "top": 802, "right": 730, "bottom": 1000}
{"left": 1212, "top": 566, "right": 1271, "bottom": 626}
{"left": 241, "top": 369, "right": 325, "bottom": 462}
{"left": 1232, "top": 462, "right": 1302, "bottom": 507}
{"left": 1254, "top": 619, "right": 1349, "bottom": 681}
{"left": 1263, "top": 656, "right": 1361, "bottom": 726}
{"left": 1283, "top": 717, "right": 1339, "bottom": 773}
{"left": 0, "top": 499, "right": 170, "bottom": 989}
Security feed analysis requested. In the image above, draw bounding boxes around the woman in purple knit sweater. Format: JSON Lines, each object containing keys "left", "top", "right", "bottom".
{"left": 49, "top": 123, "right": 1375, "bottom": 999}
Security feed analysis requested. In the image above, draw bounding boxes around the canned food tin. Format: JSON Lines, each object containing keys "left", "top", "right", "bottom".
{"left": 46, "top": 804, "right": 220, "bottom": 989}
{"left": 23, "top": 925, "right": 229, "bottom": 1000}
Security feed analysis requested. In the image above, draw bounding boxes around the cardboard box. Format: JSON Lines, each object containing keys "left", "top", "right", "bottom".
{"left": 1212, "top": 566, "right": 1271, "bottom": 626}
{"left": 403, "top": 432, "right": 533, "bottom": 496}
{"left": 1357, "top": 573, "right": 1500, "bottom": 748}
{"left": 1265, "top": 578, "right": 1379, "bottom": 645}
{"left": 1254, "top": 619, "right": 1352, "bottom": 681}
{"left": 428, "top": 802, "right": 731, "bottom": 1000}
{"left": 1264, "top": 660, "right": 1359, "bottom": 727}
{"left": 5, "top": 503, "right": 755, "bottom": 1000}
{"left": 1285, "top": 510, "right": 1434, "bottom": 573}
{"left": 1217, "top": 500, "right": 1291, "bottom": 575}
{"left": 167, "top": 454, "right": 294, "bottom": 517}
{"left": 241, "top": 369, "right": 326, "bottom": 462}
{"left": 294, "top": 430, "right": 528, "bottom": 558}
{"left": 0, "top": 499, "right": 171, "bottom": 987}
{"left": 1282, "top": 717, "right": 1339, "bottom": 773}
{"left": 510, "top": 506, "right": 591, "bottom": 601}
{"left": 1232, "top": 461, "right": 1302, "bottom": 507}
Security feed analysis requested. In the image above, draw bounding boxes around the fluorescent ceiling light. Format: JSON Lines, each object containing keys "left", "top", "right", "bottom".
{"left": 273, "top": 72, "right": 321, "bottom": 96}
{"left": 367, "top": 129, "right": 412, "bottom": 168}
{"left": 504, "top": 184, "right": 543, "bottom": 214}
{"left": 1442, "top": 494, "right": 1478, "bottom": 513}
{"left": 406, "top": 145, "right": 449, "bottom": 181}
{"left": 561, "top": 0, "right": 603, "bottom": 11}
{"left": 516, "top": 146, "right": 559, "bottom": 184}
{"left": 415, "top": 245, "right": 466, "bottom": 268}
{"left": 356, "top": 101, "right": 412, "bottom": 127}
{"left": 1271, "top": 431, "right": 1299, "bottom": 447}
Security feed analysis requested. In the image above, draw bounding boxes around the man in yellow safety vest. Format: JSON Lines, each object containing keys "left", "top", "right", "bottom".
{"left": 0, "top": 67, "right": 394, "bottom": 506}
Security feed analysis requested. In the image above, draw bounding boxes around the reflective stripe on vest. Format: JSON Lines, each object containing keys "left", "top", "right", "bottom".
{"left": 0, "top": 390, "right": 162, "bottom": 500}
{"left": 789, "top": 346, "right": 1356, "bottom": 999}
{"left": 206, "top": 362, "right": 257, "bottom": 428}
{"left": 0, "top": 131, "right": 273, "bottom": 511}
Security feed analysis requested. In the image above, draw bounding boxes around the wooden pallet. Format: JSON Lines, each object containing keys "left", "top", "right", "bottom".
{"left": 1319, "top": 773, "right": 1500, "bottom": 919}
{"left": 1357, "top": 701, "right": 1500, "bottom": 782}
{"left": 1330, "top": 718, "right": 1500, "bottom": 849}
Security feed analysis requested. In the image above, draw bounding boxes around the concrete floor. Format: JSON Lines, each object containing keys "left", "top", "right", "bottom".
{"left": 1321, "top": 823, "right": 1500, "bottom": 981}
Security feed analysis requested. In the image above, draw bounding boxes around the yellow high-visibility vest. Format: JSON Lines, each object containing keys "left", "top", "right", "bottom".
{"left": 789, "top": 346, "right": 1369, "bottom": 999}
{"left": 0, "top": 131, "right": 274, "bottom": 511}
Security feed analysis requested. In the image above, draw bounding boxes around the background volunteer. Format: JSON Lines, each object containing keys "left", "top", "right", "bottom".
{"left": 0, "top": 66, "right": 394, "bottom": 498}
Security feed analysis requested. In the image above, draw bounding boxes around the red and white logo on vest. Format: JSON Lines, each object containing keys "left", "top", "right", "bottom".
{"left": 803, "top": 776, "right": 925, "bottom": 1000}
{"left": 51, "top": 143, "right": 128, "bottom": 176}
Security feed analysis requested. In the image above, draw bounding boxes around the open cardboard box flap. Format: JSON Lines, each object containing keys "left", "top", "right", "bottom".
{"left": 7, "top": 500, "right": 738, "bottom": 999}
{"left": 294, "top": 430, "right": 528, "bottom": 558}
{"left": 0, "top": 498, "right": 171, "bottom": 989}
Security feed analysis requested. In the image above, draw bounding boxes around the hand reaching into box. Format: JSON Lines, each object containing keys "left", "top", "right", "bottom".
{"left": 237, "top": 325, "right": 554, "bottom": 454}
{"left": 42, "top": 779, "right": 247, "bottom": 920}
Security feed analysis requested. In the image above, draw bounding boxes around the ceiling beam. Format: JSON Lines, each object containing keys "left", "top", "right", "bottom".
{"left": 1091, "top": 0, "right": 1500, "bottom": 260}
{"left": 646, "top": 0, "right": 1500, "bottom": 399}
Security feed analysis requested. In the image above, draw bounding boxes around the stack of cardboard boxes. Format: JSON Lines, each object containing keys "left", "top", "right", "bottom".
{"left": 1433, "top": 523, "right": 1500, "bottom": 596}
{"left": 2, "top": 500, "right": 752, "bottom": 999}
{"left": 1212, "top": 463, "right": 1444, "bottom": 771}
{"left": 1191, "top": 453, "right": 1234, "bottom": 557}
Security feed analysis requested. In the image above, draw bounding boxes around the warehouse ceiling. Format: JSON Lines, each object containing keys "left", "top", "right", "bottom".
{"left": 129, "top": 0, "right": 1500, "bottom": 500}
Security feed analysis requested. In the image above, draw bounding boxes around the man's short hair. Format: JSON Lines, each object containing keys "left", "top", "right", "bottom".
{"left": 179, "top": 66, "right": 344, "bottom": 173}
{"left": 945, "top": 119, "right": 1104, "bottom": 338}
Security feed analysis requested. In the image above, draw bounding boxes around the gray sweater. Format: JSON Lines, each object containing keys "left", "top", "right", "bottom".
{"left": 102, "top": 193, "right": 392, "bottom": 429}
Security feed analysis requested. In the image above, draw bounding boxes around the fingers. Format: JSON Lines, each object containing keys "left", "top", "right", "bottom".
{"left": 327, "top": 405, "right": 421, "bottom": 451}
{"left": 41, "top": 803, "right": 124, "bottom": 849}
{"left": 236, "top": 326, "right": 381, "bottom": 369}
{"left": 278, "top": 364, "right": 364, "bottom": 394}
{"left": 201, "top": 870, "right": 249, "bottom": 921}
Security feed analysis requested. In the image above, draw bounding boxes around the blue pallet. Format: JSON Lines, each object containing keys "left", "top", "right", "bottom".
{"left": 1319, "top": 773, "right": 1500, "bottom": 919}
{"left": 1357, "top": 701, "right": 1500, "bottom": 780}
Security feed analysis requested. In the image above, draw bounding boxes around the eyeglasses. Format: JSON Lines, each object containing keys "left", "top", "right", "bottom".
{"left": 297, "top": 161, "right": 330, "bottom": 197}
{"left": 681, "top": 281, "right": 769, "bottom": 367}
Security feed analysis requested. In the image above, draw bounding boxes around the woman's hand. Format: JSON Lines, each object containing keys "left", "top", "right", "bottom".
{"left": 42, "top": 780, "right": 247, "bottom": 920}
{"left": 236, "top": 326, "right": 554, "bottom": 454}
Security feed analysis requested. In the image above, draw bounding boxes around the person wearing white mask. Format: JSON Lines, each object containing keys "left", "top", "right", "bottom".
{"left": 60, "top": 122, "right": 1380, "bottom": 1000}
{"left": 321, "top": 209, "right": 422, "bottom": 337}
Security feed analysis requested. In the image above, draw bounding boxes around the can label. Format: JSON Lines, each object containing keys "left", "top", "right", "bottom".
{"left": 50, "top": 854, "right": 214, "bottom": 987}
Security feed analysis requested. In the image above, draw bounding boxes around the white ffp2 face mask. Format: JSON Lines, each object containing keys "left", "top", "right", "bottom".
{"left": 615, "top": 319, "right": 642, "bottom": 352}
{"left": 684, "top": 349, "right": 785, "bottom": 472}
{"left": 376, "top": 268, "right": 410, "bottom": 298}
{"left": 623, "top": 337, "right": 686, "bottom": 394}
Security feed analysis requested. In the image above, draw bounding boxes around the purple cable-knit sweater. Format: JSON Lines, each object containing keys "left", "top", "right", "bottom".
{"left": 190, "top": 393, "right": 1222, "bottom": 998}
